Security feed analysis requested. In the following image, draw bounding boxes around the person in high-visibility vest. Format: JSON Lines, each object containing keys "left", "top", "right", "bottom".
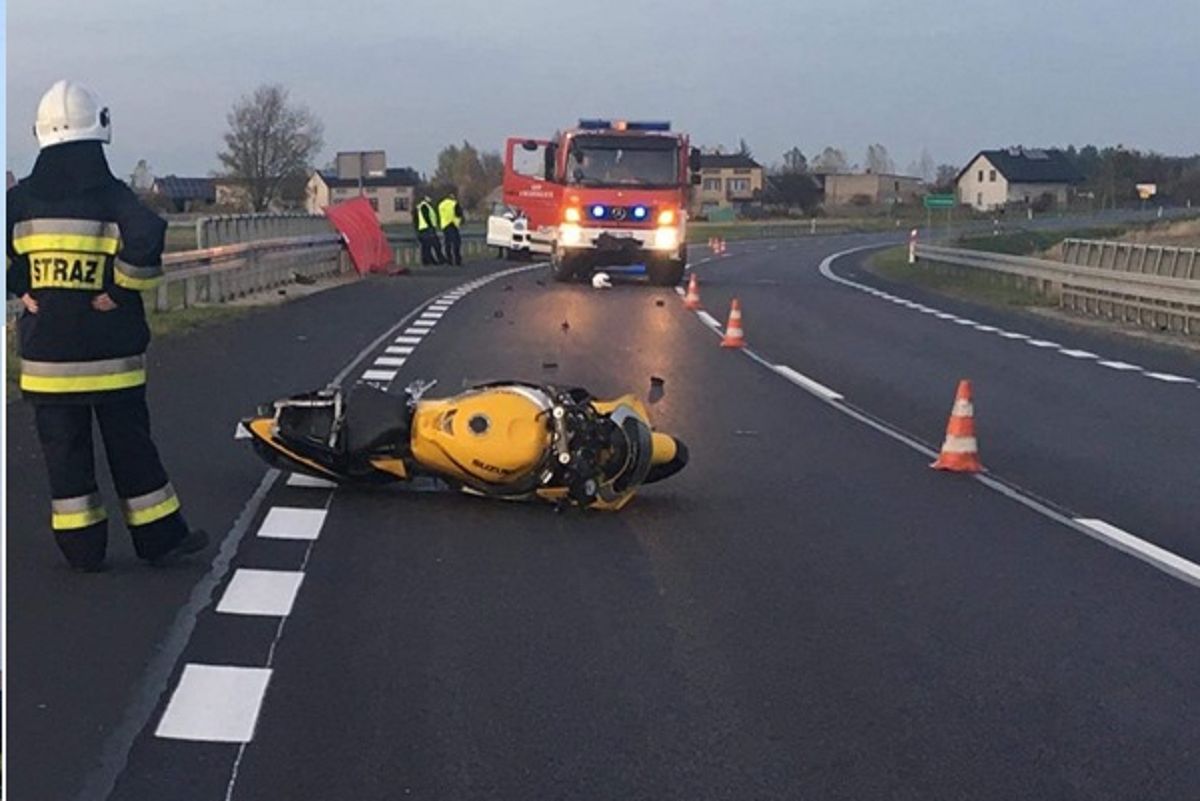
{"left": 438, "top": 191, "right": 465, "bottom": 266}
{"left": 6, "top": 81, "right": 208, "bottom": 571}
{"left": 413, "top": 194, "right": 445, "bottom": 265}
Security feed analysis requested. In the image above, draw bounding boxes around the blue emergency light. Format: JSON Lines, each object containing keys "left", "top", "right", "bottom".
{"left": 577, "top": 119, "right": 672, "bottom": 131}
{"left": 632, "top": 206, "right": 648, "bottom": 220}
{"left": 590, "top": 204, "right": 607, "bottom": 219}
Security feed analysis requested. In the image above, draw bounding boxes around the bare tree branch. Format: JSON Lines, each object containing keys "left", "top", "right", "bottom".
{"left": 217, "top": 84, "right": 324, "bottom": 211}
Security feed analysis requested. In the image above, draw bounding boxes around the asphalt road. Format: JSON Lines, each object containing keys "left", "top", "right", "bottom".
{"left": 8, "top": 233, "right": 1199, "bottom": 800}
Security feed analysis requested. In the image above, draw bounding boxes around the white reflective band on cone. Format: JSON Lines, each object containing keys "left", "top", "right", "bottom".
{"left": 940, "top": 435, "right": 978, "bottom": 454}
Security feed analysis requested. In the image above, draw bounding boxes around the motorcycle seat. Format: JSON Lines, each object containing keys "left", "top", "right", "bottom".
{"left": 344, "top": 384, "right": 411, "bottom": 454}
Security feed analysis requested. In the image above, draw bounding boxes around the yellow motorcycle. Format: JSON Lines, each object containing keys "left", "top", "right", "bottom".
{"left": 242, "top": 380, "right": 688, "bottom": 510}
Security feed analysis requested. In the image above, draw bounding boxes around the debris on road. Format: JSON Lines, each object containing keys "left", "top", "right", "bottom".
{"left": 493, "top": 310, "right": 505, "bottom": 319}
{"left": 561, "top": 320, "right": 570, "bottom": 332}
{"left": 592, "top": 272, "right": 613, "bottom": 289}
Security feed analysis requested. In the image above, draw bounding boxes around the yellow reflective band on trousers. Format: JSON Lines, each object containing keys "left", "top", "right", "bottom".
{"left": 114, "top": 258, "right": 163, "bottom": 290}
{"left": 51, "top": 492, "right": 108, "bottom": 531}
{"left": 121, "top": 483, "right": 181, "bottom": 527}
{"left": 438, "top": 198, "right": 461, "bottom": 230}
{"left": 12, "top": 218, "right": 121, "bottom": 255}
{"left": 20, "top": 355, "right": 147, "bottom": 394}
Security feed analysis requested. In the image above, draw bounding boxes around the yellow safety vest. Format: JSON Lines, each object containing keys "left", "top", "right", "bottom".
{"left": 416, "top": 200, "right": 436, "bottom": 232}
{"left": 438, "top": 198, "right": 462, "bottom": 230}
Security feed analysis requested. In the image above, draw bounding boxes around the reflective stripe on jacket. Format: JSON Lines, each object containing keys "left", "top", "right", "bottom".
{"left": 8, "top": 170, "right": 167, "bottom": 402}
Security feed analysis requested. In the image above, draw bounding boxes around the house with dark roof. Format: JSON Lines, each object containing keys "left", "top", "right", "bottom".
{"left": 692, "top": 153, "right": 764, "bottom": 218}
{"left": 957, "top": 148, "right": 1082, "bottom": 211}
{"left": 306, "top": 156, "right": 421, "bottom": 224}
{"left": 150, "top": 175, "right": 216, "bottom": 212}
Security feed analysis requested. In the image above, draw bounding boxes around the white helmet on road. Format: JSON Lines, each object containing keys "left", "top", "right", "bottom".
{"left": 34, "top": 80, "right": 112, "bottom": 149}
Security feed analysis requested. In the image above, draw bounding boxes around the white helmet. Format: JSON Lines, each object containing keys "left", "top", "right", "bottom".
{"left": 34, "top": 80, "right": 112, "bottom": 149}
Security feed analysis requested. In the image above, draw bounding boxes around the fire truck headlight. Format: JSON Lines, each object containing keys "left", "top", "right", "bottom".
{"left": 561, "top": 224, "right": 583, "bottom": 246}
{"left": 657, "top": 208, "right": 676, "bottom": 226}
{"left": 563, "top": 207, "right": 582, "bottom": 223}
{"left": 654, "top": 226, "right": 679, "bottom": 250}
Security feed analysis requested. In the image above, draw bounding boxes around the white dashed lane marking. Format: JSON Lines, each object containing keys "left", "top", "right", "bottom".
{"left": 385, "top": 346, "right": 414, "bottom": 355}
{"left": 285, "top": 473, "right": 336, "bottom": 489}
{"left": 256, "top": 507, "right": 327, "bottom": 541}
{"left": 361, "top": 369, "right": 397, "bottom": 382}
{"left": 814, "top": 246, "right": 1200, "bottom": 390}
{"left": 156, "top": 665, "right": 273, "bottom": 743}
{"left": 394, "top": 336, "right": 422, "bottom": 345}
{"left": 373, "top": 357, "right": 407, "bottom": 367}
{"left": 1145, "top": 372, "right": 1194, "bottom": 383}
{"left": 217, "top": 569, "right": 306, "bottom": 617}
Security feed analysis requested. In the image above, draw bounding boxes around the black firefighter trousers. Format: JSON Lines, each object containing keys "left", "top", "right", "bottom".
{"left": 34, "top": 391, "right": 190, "bottom": 568}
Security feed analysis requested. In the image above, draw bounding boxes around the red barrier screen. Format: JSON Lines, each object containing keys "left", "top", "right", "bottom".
{"left": 323, "top": 196, "right": 394, "bottom": 274}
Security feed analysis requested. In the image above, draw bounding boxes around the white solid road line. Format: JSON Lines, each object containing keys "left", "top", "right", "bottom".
{"left": 155, "top": 664, "right": 272, "bottom": 742}
{"left": 773, "top": 365, "right": 844, "bottom": 400}
{"left": 1075, "top": 519, "right": 1200, "bottom": 588}
{"left": 285, "top": 473, "right": 336, "bottom": 489}
{"left": 696, "top": 310, "right": 722, "bottom": 331}
{"left": 256, "top": 507, "right": 327, "bottom": 541}
{"left": 217, "top": 569, "right": 306, "bottom": 617}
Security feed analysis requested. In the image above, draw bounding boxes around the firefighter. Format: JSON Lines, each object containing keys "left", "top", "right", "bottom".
{"left": 7, "top": 80, "right": 208, "bottom": 572}
{"left": 414, "top": 193, "right": 444, "bottom": 265}
{"left": 438, "top": 190, "right": 465, "bottom": 266}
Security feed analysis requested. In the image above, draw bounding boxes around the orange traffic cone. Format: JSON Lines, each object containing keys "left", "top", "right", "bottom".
{"left": 709, "top": 237, "right": 718, "bottom": 255}
{"left": 720, "top": 298, "right": 746, "bottom": 348}
{"left": 683, "top": 273, "right": 702, "bottom": 309}
{"left": 719, "top": 238, "right": 727, "bottom": 255}
{"left": 931, "top": 380, "right": 983, "bottom": 473}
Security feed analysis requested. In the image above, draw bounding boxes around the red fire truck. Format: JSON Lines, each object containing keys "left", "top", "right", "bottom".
{"left": 495, "top": 119, "right": 700, "bottom": 285}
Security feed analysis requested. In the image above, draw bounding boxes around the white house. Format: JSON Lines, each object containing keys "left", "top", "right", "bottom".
{"left": 957, "top": 148, "right": 1082, "bottom": 211}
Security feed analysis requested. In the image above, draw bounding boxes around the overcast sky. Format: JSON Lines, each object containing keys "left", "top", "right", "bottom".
{"left": 7, "top": 0, "right": 1199, "bottom": 180}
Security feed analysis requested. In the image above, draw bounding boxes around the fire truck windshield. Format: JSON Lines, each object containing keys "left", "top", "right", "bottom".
{"left": 568, "top": 137, "right": 680, "bottom": 188}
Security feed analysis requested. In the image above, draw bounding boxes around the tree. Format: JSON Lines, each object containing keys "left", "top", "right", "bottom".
{"left": 933, "top": 164, "right": 959, "bottom": 192}
{"left": 865, "top": 143, "right": 894, "bottom": 175}
{"left": 431, "top": 140, "right": 497, "bottom": 211}
{"left": 782, "top": 147, "right": 808, "bottom": 174}
{"left": 763, "top": 172, "right": 821, "bottom": 212}
{"left": 217, "top": 84, "right": 324, "bottom": 212}
{"left": 737, "top": 138, "right": 754, "bottom": 158}
{"left": 915, "top": 148, "right": 935, "bottom": 182}
{"left": 811, "top": 146, "right": 849, "bottom": 174}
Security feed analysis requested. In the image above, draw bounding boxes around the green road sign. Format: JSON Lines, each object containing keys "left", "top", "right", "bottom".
{"left": 924, "top": 194, "right": 956, "bottom": 209}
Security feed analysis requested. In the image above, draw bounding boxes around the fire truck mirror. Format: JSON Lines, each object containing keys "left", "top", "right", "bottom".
{"left": 689, "top": 147, "right": 702, "bottom": 173}
{"left": 544, "top": 144, "right": 557, "bottom": 182}
{"left": 521, "top": 140, "right": 540, "bottom": 151}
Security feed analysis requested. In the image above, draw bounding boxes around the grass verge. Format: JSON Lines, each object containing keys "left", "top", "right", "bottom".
{"left": 868, "top": 246, "right": 1055, "bottom": 309}
{"left": 7, "top": 303, "right": 252, "bottom": 397}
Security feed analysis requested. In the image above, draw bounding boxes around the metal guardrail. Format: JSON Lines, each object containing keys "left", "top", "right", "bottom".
{"left": 195, "top": 213, "right": 332, "bottom": 249}
{"left": 915, "top": 242, "right": 1200, "bottom": 336}
{"left": 6, "top": 231, "right": 496, "bottom": 321}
